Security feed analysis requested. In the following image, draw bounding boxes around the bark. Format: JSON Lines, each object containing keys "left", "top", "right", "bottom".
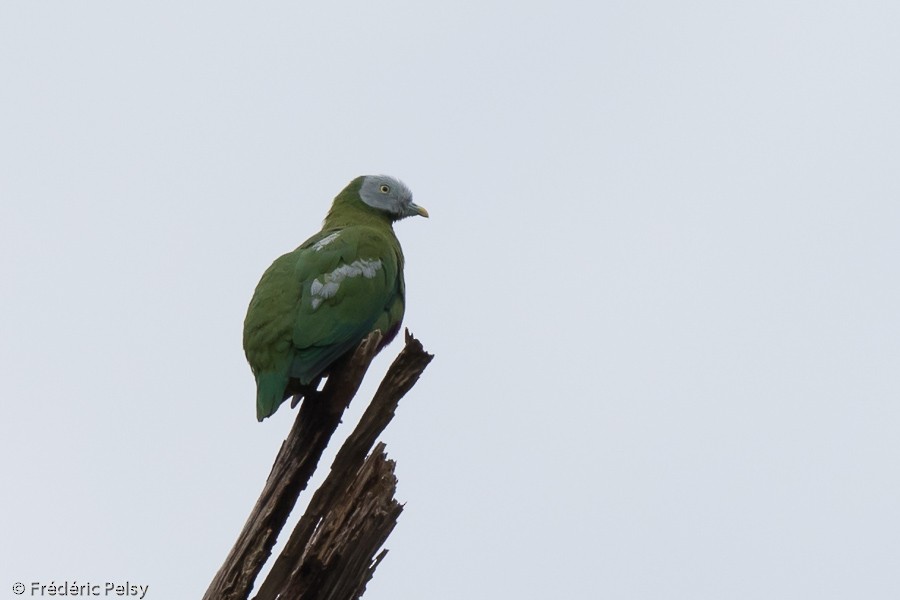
{"left": 204, "top": 330, "right": 433, "bottom": 600}
{"left": 264, "top": 444, "right": 402, "bottom": 600}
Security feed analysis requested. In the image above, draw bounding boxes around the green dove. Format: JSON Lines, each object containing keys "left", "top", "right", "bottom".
{"left": 243, "top": 175, "right": 428, "bottom": 421}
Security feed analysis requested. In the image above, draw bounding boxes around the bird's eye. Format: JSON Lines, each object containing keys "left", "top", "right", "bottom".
{"left": 380, "top": 185, "right": 391, "bottom": 193}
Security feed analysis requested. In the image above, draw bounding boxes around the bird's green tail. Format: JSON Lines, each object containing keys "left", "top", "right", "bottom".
{"left": 256, "top": 372, "right": 289, "bottom": 421}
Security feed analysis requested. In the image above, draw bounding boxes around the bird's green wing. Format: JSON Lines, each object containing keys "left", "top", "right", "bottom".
{"left": 243, "top": 226, "right": 402, "bottom": 420}
{"left": 243, "top": 244, "right": 308, "bottom": 420}
{"left": 289, "top": 226, "right": 401, "bottom": 383}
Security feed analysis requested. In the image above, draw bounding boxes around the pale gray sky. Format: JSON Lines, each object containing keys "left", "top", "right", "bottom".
{"left": 2, "top": 1, "right": 899, "bottom": 599}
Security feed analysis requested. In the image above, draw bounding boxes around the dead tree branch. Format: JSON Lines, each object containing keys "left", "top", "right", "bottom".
{"left": 204, "top": 330, "right": 433, "bottom": 600}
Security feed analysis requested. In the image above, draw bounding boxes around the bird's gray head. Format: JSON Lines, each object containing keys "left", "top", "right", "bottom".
{"left": 358, "top": 175, "right": 429, "bottom": 220}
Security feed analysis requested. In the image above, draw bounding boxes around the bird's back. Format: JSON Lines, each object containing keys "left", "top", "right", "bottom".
{"left": 243, "top": 224, "right": 405, "bottom": 420}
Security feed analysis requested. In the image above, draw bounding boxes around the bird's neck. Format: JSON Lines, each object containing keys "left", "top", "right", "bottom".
{"left": 323, "top": 197, "right": 395, "bottom": 231}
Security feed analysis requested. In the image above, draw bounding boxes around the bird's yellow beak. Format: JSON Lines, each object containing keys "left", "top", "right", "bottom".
{"left": 412, "top": 203, "right": 429, "bottom": 218}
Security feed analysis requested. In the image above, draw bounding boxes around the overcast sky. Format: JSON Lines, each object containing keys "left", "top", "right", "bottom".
{"left": 2, "top": 1, "right": 899, "bottom": 599}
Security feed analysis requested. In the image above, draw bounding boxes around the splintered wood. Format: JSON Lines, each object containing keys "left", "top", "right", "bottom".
{"left": 204, "top": 330, "right": 433, "bottom": 600}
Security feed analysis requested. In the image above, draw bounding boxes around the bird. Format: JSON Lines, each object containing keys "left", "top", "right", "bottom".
{"left": 242, "top": 175, "right": 428, "bottom": 421}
